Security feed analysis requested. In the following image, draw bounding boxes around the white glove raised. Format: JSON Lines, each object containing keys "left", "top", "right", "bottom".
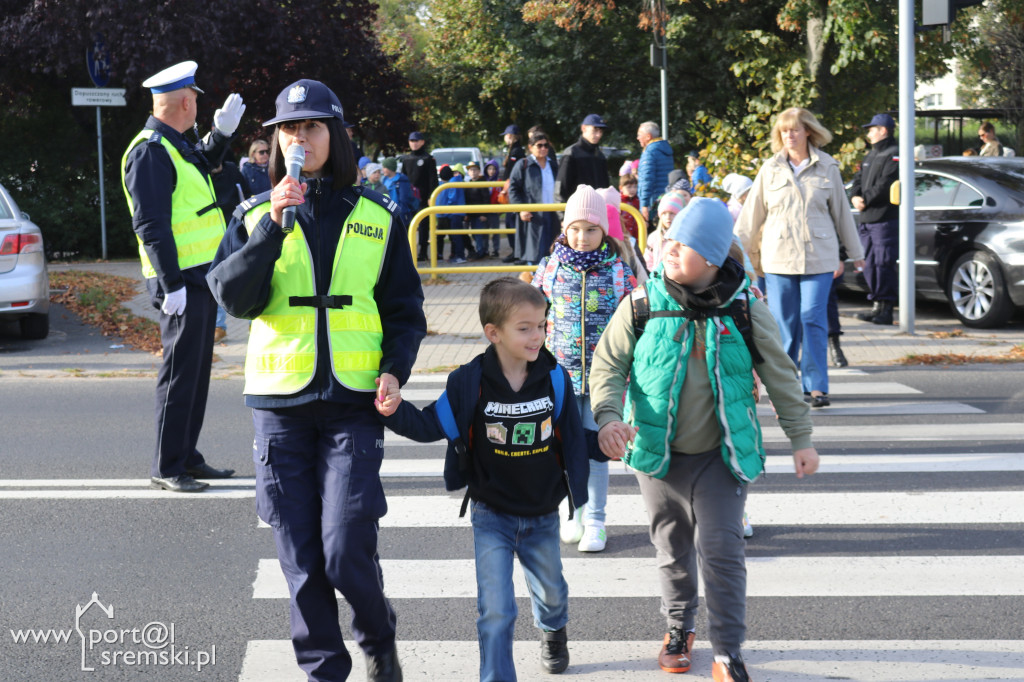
{"left": 161, "top": 287, "right": 187, "bottom": 316}
{"left": 213, "top": 93, "right": 245, "bottom": 136}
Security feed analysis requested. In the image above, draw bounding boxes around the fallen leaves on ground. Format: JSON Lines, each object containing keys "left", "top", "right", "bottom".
{"left": 50, "top": 271, "right": 162, "bottom": 355}
{"left": 927, "top": 329, "right": 965, "bottom": 339}
{"left": 896, "top": 351, "right": 1023, "bottom": 365}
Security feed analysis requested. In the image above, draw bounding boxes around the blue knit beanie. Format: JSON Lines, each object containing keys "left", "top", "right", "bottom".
{"left": 664, "top": 197, "right": 734, "bottom": 267}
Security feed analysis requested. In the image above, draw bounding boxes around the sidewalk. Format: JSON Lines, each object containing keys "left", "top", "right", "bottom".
{"left": 44, "top": 260, "right": 1024, "bottom": 377}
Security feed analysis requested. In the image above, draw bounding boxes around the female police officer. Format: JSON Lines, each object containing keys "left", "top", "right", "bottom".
{"left": 207, "top": 80, "right": 425, "bottom": 682}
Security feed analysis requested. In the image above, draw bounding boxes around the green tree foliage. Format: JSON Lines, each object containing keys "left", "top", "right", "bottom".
{"left": 397, "top": 0, "right": 659, "bottom": 155}
{"left": 0, "top": 0, "right": 414, "bottom": 258}
{"left": 955, "top": 0, "right": 1024, "bottom": 152}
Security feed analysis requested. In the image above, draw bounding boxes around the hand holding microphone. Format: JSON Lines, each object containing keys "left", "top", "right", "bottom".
{"left": 271, "top": 144, "right": 307, "bottom": 232}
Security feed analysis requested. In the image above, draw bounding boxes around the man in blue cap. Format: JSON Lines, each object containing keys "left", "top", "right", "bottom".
{"left": 555, "top": 114, "right": 612, "bottom": 205}
{"left": 400, "top": 131, "right": 438, "bottom": 260}
{"left": 849, "top": 113, "right": 900, "bottom": 325}
{"left": 120, "top": 61, "right": 244, "bottom": 492}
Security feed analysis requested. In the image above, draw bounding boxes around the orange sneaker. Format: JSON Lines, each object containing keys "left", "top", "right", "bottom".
{"left": 658, "top": 626, "right": 695, "bottom": 673}
{"left": 712, "top": 653, "right": 750, "bottom": 682}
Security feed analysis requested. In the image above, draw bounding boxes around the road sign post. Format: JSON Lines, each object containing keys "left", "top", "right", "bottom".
{"left": 72, "top": 82, "right": 125, "bottom": 259}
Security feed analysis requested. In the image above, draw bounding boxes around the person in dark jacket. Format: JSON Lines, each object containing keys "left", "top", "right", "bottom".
{"left": 381, "top": 156, "right": 415, "bottom": 225}
{"left": 379, "top": 277, "right": 589, "bottom": 680}
{"left": 206, "top": 79, "right": 425, "bottom": 682}
{"left": 500, "top": 124, "right": 526, "bottom": 260}
{"left": 849, "top": 113, "right": 900, "bottom": 325}
{"left": 401, "top": 131, "right": 438, "bottom": 260}
{"left": 241, "top": 139, "right": 272, "bottom": 195}
{"left": 508, "top": 131, "right": 560, "bottom": 264}
{"left": 120, "top": 60, "right": 242, "bottom": 493}
{"left": 462, "top": 161, "right": 493, "bottom": 260}
{"left": 555, "top": 114, "right": 611, "bottom": 203}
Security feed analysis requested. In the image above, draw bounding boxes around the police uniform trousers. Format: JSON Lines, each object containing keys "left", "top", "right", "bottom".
{"left": 252, "top": 401, "right": 396, "bottom": 681}
{"left": 858, "top": 218, "right": 899, "bottom": 302}
{"left": 147, "top": 276, "right": 215, "bottom": 478}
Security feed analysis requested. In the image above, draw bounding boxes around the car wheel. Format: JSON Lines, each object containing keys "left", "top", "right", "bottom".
{"left": 19, "top": 312, "right": 49, "bottom": 340}
{"left": 947, "top": 251, "right": 1012, "bottom": 328}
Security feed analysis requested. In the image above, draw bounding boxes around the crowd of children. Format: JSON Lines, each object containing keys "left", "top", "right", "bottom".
{"left": 371, "top": 177, "right": 818, "bottom": 682}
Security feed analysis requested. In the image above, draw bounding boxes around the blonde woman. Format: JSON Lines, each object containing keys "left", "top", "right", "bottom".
{"left": 734, "top": 107, "right": 864, "bottom": 408}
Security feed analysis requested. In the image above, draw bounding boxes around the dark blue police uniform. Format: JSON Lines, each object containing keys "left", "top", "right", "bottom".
{"left": 207, "top": 79, "right": 425, "bottom": 682}
{"left": 123, "top": 115, "right": 232, "bottom": 482}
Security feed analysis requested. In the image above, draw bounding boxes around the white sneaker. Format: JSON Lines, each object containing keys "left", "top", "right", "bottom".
{"left": 578, "top": 523, "right": 606, "bottom": 552}
{"left": 742, "top": 512, "right": 754, "bottom": 538}
{"left": 560, "top": 508, "right": 584, "bottom": 544}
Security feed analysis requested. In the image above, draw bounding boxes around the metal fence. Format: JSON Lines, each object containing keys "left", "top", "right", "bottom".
{"left": 406, "top": 180, "right": 647, "bottom": 276}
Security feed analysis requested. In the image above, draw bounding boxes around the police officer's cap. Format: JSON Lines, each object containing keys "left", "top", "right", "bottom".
{"left": 143, "top": 61, "right": 204, "bottom": 94}
{"left": 263, "top": 79, "right": 345, "bottom": 127}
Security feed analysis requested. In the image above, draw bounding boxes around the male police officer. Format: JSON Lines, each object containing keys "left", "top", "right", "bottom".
{"left": 850, "top": 113, "right": 900, "bottom": 325}
{"left": 400, "top": 131, "right": 438, "bottom": 261}
{"left": 555, "top": 113, "right": 611, "bottom": 204}
{"left": 121, "top": 61, "right": 244, "bottom": 492}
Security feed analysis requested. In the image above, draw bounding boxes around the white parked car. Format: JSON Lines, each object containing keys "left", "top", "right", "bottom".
{"left": 431, "top": 147, "right": 484, "bottom": 171}
{"left": 0, "top": 182, "right": 49, "bottom": 339}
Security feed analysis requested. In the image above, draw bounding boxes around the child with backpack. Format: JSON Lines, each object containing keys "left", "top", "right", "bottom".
{"left": 378, "top": 277, "right": 589, "bottom": 681}
{"left": 588, "top": 197, "right": 818, "bottom": 682}
{"left": 531, "top": 185, "right": 638, "bottom": 553}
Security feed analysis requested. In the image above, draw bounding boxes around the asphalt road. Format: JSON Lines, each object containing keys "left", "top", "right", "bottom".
{"left": 2, "top": 307, "right": 1024, "bottom": 680}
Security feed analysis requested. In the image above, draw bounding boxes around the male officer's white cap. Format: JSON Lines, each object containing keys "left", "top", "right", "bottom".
{"left": 142, "top": 61, "right": 204, "bottom": 94}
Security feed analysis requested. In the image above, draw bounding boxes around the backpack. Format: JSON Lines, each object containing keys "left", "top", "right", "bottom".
{"left": 434, "top": 366, "right": 567, "bottom": 517}
{"left": 411, "top": 185, "right": 422, "bottom": 210}
{"left": 630, "top": 284, "right": 764, "bottom": 364}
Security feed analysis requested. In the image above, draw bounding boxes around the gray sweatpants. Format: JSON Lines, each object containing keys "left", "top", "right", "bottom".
{"left": 635, "top": 448, "right": 748, "bottom": 656}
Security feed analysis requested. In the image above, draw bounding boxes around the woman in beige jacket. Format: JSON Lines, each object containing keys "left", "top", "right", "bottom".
{"left": 734, "top": 107, "right": 864, "bottom": 408}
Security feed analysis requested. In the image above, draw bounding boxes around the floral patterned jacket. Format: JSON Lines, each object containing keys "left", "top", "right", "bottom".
{"left": 532, "top": 249, "right": 636, "bottom": 396}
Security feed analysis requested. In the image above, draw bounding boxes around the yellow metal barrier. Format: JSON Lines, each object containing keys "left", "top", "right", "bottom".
{"left": 408, "top": 181, "right": 647, "bottom": 277}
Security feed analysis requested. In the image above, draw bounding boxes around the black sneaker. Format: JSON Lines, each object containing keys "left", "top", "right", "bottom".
{"left": 365, "top": 646, "right": 402, "bottom": 682}
{"left": 540, "top": 627, "right": 569, "bottom": 674}
{"left": 712, "top": 652, "right": 750, "bottom": 682}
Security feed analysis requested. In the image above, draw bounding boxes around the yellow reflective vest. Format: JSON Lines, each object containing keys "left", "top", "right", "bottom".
{"left": 120, "top": 130, "right": 225, "bottom": 279}
{"left": 242, "top": 195, "right": 390, "bottom": 395}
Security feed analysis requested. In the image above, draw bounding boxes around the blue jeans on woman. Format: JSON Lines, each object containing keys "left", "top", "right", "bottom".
{"left": 765, "top": 271, "right": 833, "bottom": 394}
{"left": 471, "top": 500, "right": 568, "bottom": 682}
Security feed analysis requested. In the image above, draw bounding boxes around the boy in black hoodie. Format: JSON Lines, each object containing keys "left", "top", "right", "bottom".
{"left": 376, "top": 277, "right": 589, "bottom": 680}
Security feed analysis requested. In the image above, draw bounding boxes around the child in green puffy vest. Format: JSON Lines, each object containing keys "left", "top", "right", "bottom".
{"left": 588, "top": 197, "right": 819, "bottom": 682}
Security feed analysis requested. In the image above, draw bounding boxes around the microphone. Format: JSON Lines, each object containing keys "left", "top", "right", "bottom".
{"left": 281, "top": 143, "right": 306, "bottom": 232}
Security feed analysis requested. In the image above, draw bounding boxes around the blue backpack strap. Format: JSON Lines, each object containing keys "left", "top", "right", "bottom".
{"left": 434, "top": 390, "right": 460, "bottom": 442}
{"left": 550, "top": 366, "right": 564, "bottom": 421}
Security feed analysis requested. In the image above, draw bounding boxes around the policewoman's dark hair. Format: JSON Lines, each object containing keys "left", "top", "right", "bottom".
{"left": 268, "top": 118, "right": 357, "bottom": 190}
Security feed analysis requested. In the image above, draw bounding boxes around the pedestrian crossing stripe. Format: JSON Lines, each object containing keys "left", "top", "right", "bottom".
{"left": 377, "top": 422, "right": 1024, "bottom": 445}
{"left": 251, "top": 555, "right": 1024, "bottom": 599}
{"left": 238, "top": 639, "right": 1024, "bottom": 682}
{"left": 398, "top": 381, "right": 923, "bottom": 402}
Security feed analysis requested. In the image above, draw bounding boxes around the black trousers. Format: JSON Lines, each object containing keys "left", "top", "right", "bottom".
{"left": 148, "top": 277, "right": 215, "bottom": 478}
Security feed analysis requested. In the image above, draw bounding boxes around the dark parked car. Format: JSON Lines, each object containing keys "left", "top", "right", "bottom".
{"left": 845, "top": 157, "right": 1024, "bottom": 328}
{"left": 0, "top": 182, "right": 49, "bottom": 339}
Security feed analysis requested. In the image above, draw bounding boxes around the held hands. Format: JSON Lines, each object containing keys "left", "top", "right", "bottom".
{"left": 160, "top": 287, "right": 187, "bottom": 316}
{"left": 213, "top": 93, "right": 245, "bottom": 136}
{"left": 375, "top": 373, "right": 402, "bottom": 416}
{"left": 598, "top": 421, "right": 639, "bottom": 461}
{"left": 792, "top": 447, "right": 820, "bottom": 478}
{"left": 270, "top": 177, "right": 307, "bottom": 227}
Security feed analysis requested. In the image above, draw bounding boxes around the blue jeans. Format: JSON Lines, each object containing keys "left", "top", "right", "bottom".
{"left": 765, "top": 271, "right": 832, "bottom": 394}
{"left": 215, "top": 305, "right": 227, "bottom": 330}
{"left": 471, "top": 501, "right": 568, "bottom": 682}
{"left": 575, "top": 396, "right": 607, "bottom": 525}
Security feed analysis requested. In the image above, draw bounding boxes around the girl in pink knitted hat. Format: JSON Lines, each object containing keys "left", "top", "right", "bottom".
{"left": 531, "top": 184, "right": 638, "bottom": 552}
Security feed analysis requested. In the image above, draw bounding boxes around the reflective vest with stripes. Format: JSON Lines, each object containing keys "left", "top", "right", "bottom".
{"left": 120, "top": 130, "right": 225, "bottom": 279}
{"left": 242, "top": 196, "right": 389, "bottom": 395}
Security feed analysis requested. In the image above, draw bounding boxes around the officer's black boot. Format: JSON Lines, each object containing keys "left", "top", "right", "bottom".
{"left": 365, "top": 646, "right": 403, "bottom": 682}
{"left": 872, "top": 301, "right": 894, "bottom": 325}
{"left": 828, "top": 334, "right": 848, "bottom": 368}
{"left": 856, "top": 300, "right": 882, "bottom": 322}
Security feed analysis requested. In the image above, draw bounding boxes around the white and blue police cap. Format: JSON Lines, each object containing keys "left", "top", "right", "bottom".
{"left": 142, "top": 61, "right": 204, "bottom": 94}
{"left": 263, "top": 79, "right": 345, "bottom": 127}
